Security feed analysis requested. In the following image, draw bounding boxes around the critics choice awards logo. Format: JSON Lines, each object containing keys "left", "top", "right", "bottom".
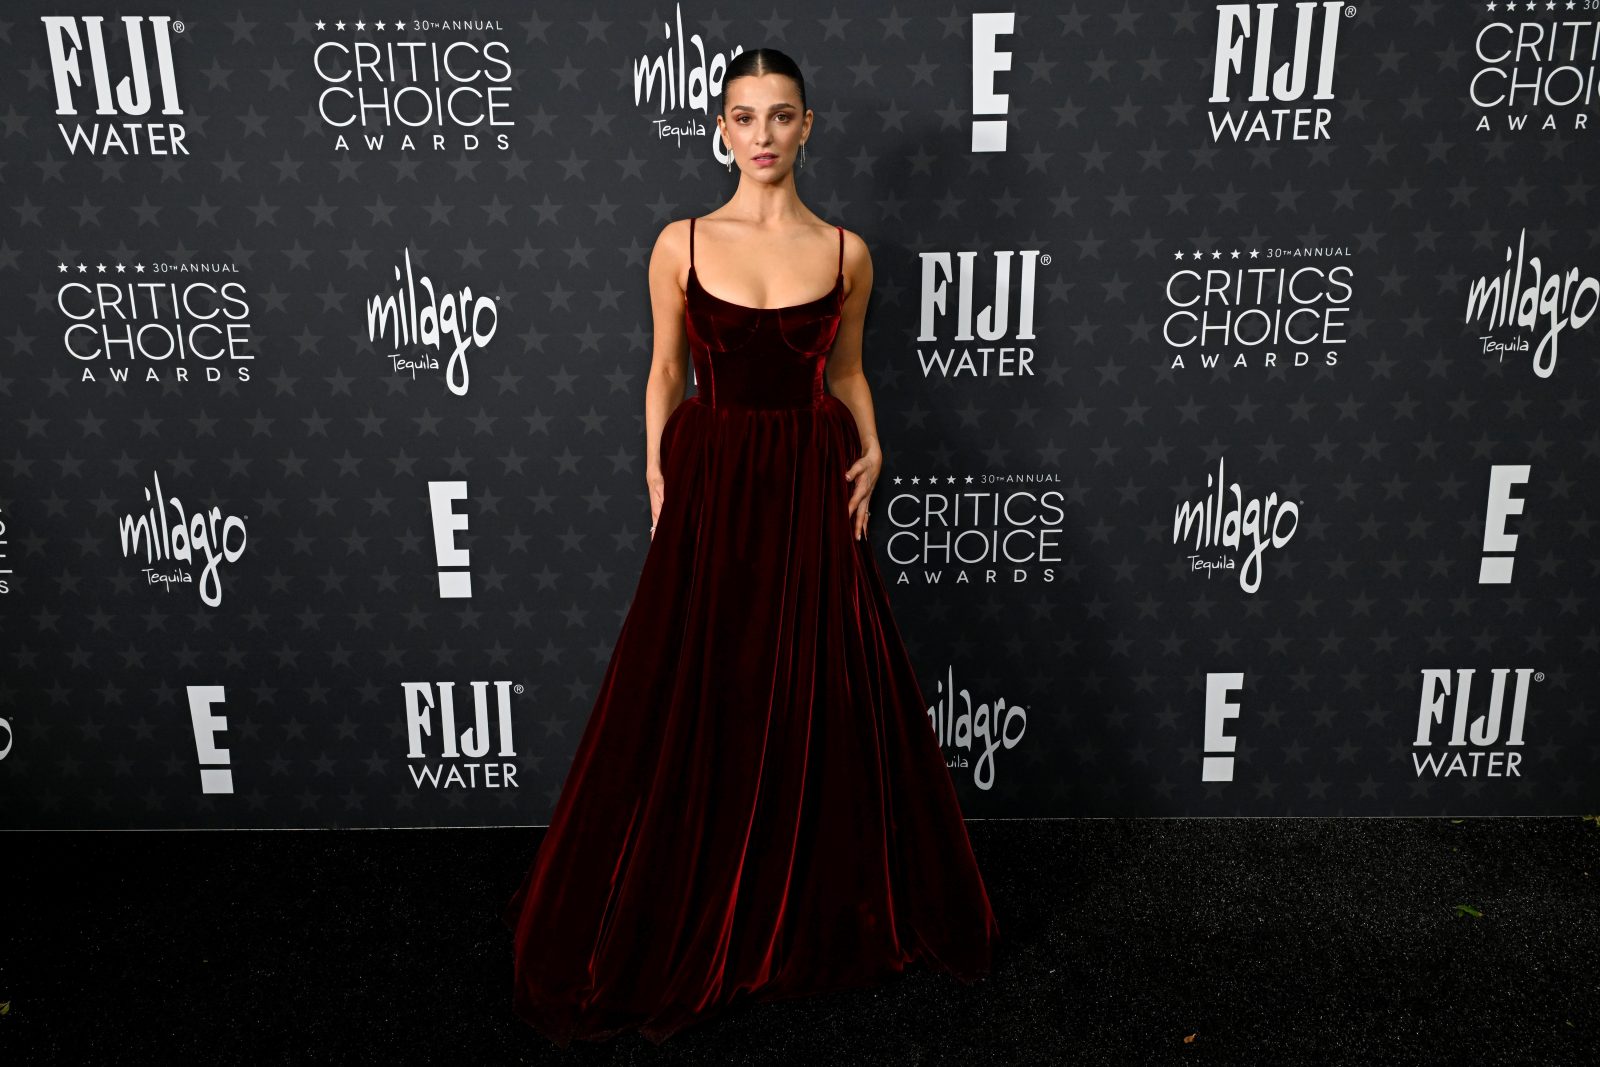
{"left": 308, "top": 17, "right": 515, "bottom": 152}
{"left": 55, "top": 260, "right": 256, "bottom": 387}
{"left": 1469, "top": 6, "right": 1600, "bottom": 133}
{"left": 884, "top": 473, "right": 1064, "bottom": 585}
{"left": 1164, "top": 244, "right": 1353, "bottom": 374}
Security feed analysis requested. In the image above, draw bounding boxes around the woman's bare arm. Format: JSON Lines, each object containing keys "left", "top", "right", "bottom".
{"left": 823, "top": 229, "right": 883, "bottom": 541}
{"left": 644, "top": 220, "right": 693, "bottom": 530}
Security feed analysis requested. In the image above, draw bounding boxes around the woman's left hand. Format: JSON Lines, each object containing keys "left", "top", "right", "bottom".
{"left": 845, "top": 442, "right": 882, "bottom": 541}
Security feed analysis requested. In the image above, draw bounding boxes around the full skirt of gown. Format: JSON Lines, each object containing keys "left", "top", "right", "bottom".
{"left": 503, "top": 223, "right": 1001, "bottom": 1045}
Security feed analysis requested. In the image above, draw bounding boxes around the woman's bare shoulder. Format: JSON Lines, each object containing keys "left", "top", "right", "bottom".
{"left": 832, "top": 224, "right": 871, "bottom": 279}
{"left": 652, "top": 218, "right": 694, "bottom": 248}
{"left": 829, "top": 219, "right": 867, "bottom": 249}
{"left": 647, "top": 219, "right": 695, "bottom": 275}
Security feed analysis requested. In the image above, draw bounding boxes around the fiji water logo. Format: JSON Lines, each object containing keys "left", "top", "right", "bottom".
{"left": 1412, "top": 668, "right": 1537, "bottom": 779}
{"left": 1207, "top": 2, "right": 1352, "bottom": 142}
{"left": 42, "top": 15, "right": 187, "bottom": 155}
{"left": 402, "top": 681, "right": 521, "bottom": 789}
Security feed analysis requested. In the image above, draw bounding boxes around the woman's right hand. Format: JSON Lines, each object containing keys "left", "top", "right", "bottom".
{"left": 647, "top": 464, "right": 665, "bottom": 538}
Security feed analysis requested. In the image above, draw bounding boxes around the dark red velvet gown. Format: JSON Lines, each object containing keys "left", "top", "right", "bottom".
{"left": 503, "top": 217, "right": 1000, "bottom": 1045}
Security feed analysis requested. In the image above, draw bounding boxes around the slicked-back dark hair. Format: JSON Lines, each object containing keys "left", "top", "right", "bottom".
{"left": 720, "top": 48, "right": 808, "bottom": 117}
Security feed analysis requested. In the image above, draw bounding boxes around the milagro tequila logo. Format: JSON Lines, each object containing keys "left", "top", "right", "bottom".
{"left": 1465, "top": 228, "right": 1598, "bottom": 378}
{"left": 41, "top": 15, "right": 186, "bottom": 155}
{"left": 633, "top": 4, "right": 745, "bottom": 158}
{"left": 926, "top": 665, "right": 1027, "bottom": 791}
{"left": 310, "top": 19, "right": 514, "bottom": 152}
{"left": 1412, "top": 668, "right": 1538, "bottom": 779}
{"left": 915, "top": 249, "right": 1044, "bottom": 378}
{"left": 366, "top": 248, "right": 499, "bottom": 395}
{"left": 403, "top": 681, "right": 521, "bottom": 789}
{"left": 115, "top": 470, "right": 248, "bottom": 607}
{"left": 1207, "top": 2, "right": 1351, "bottom": 141}
{"left": 1173, "top": 457, "right": 1300, "bottom": 594}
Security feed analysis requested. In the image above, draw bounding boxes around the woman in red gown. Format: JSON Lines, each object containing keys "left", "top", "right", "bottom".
{"left": 503, "top": 47, "right": 1000, "bottom": 1046}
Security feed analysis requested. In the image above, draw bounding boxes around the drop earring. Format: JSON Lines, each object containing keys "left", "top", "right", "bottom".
{"left": 800, "top": 141, "right": 807, "bottom": 168}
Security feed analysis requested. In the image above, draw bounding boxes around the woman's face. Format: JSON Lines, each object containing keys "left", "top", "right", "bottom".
{"left": 719, "top": 72, "right": 811, "bottom": 178}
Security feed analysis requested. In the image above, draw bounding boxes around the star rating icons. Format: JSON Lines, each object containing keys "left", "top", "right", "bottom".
{"left": 1483, "top": 2, "right": 1583, "bottom": 13}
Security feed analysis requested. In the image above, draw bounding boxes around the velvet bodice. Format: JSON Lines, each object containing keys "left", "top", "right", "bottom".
{"left": 682, "top": 217, "right": 845, "bottom": 410}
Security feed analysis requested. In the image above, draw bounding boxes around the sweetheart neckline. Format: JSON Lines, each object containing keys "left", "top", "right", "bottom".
{"left": 688, "top": 265, "right": 842, "bottom": 313}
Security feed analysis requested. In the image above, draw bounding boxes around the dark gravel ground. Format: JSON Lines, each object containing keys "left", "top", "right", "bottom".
{"left": 3, "top": 817, "right": 1597, "bottom": 1064}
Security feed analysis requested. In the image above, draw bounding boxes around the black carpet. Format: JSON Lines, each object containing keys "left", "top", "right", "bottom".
{"left": 3, "top": 818, "right": 1598, "bottom": 1064}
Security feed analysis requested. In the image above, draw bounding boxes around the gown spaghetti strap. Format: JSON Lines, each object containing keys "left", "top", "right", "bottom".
{"left": 502, "top": 217, "right": 1001, "bottom": 1046}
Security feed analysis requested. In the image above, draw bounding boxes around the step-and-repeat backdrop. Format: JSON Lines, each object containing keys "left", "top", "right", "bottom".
{"left": 1, "top": 2, "right": 1593, "bottom": 828}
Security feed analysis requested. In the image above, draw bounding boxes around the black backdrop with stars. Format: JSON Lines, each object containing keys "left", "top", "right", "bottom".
{"left": 1, "top": 0, "right": 1595, "bottom": 829}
